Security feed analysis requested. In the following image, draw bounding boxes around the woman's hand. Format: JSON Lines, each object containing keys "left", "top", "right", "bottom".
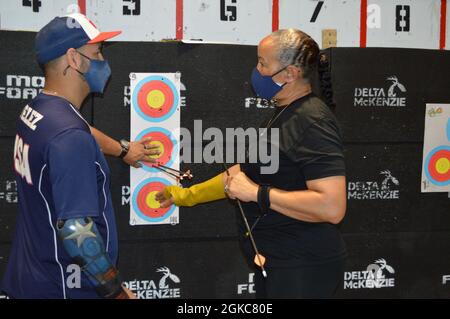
{"left": 226, "top": 172, "right": 259, "bottom": 202}
{"left": 155, "top": 188, "right": 175, "bottom": 208}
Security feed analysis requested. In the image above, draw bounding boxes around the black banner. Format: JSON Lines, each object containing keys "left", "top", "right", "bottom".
{"left": 332, "top": 48, "right": 450, "bottom": 143}
{"left": 1, "top": 31, "right": 450, "bottom": 298}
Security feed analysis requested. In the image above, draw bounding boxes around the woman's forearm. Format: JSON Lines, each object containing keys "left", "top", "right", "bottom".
{"left": 269, "top": 188, "right": 336, "bottom": 223}
{"left": 269, "top": 176, "right": 346, "bottom": 224}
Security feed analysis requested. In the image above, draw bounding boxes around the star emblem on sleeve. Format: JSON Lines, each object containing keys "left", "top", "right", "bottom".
{"left": 65, "top": 220, "right": 97, "bottom": 247}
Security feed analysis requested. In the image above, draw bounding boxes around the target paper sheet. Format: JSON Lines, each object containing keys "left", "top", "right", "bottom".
{"left": 421, "top": 104, "right": 450, "bottom": 192}
{"left": 130, "top": 73, "right": 181, "bottom": 225}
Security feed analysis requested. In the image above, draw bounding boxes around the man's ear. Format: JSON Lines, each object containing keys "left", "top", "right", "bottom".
{"left": 65, "top": 48, "right": 82, "bottom": 71}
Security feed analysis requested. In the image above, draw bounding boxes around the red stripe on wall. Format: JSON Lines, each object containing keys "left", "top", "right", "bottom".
{"left": 176, "top": 0, "right": 183, "bottom": 40}
{"left": 360, "top": 0, "right": 367, "bottom": 47}
{"left": 440, "top": 0, "right": 447, "bottom": 49}
{"left": 78, "top": 0, "right": 86, "bottom": 14}
{"left": 272, "top": 0, "right": 279, "bottom": 32}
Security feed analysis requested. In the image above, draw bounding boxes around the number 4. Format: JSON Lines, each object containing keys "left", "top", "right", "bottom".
{"left": 22, "top": 0, "right": 42, "bottom": 13}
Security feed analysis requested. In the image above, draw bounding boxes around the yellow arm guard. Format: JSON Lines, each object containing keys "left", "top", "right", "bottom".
{"left": 163, "top": 173, "right": 226, "bottom": 207}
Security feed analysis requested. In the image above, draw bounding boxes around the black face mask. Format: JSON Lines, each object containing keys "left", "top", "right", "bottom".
{"left": 250, "top": 65, "right": 288, "bottom": 100}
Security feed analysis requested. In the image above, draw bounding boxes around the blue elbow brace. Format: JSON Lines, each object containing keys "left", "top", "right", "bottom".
{"left": 56, "top": 217, "right": 123, "bottom": 298}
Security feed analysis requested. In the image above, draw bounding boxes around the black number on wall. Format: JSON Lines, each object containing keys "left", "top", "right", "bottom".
{"left": 310, "top": 1, "right": 324, "bottom": 23}
{"left": 395, "top": 5, "right": 410, "bottom": 32}
{"left": 123, "top": 0, "right": 141, "bottom": 16}
{"left": 220, "top": 0, "right": 237, "bottom": 21}
{"left": 22, "top": 0, "right": 41, "bottom": 12}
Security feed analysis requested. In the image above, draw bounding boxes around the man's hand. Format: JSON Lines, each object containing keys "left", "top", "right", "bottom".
{"left": 123, "top": 137, "right": 160, "bottom": 168}
{"left": 89, "top": 126, "right": 161, "bottom": 168}
{"left": 114, "top": 285, "right": 137, "bottom": 299}
{"left": 122, "top": 286, "right": 137, "bottom": 299}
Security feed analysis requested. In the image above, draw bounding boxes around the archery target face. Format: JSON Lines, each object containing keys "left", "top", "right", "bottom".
{"left": 424, "top": 146, "right": 450, "bottom": 186}
{"left": 130, "top": 73, "right": 180, "bottom": 225}
{"left": 135, "top": 127, "right": 177, "bottom": 172}
{"left": 132, "top": 75, "right": 179, "bottom": 122}
{"left": 132, "top": 177, "right": 175, "bottom": 223}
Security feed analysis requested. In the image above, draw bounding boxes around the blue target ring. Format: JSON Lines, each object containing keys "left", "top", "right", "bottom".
{"left": 132, "top": 75, "right": 179, "bottom": 122}
{"left": 132, "top": 177, "right": 176, "bottom": 223}
{"left": 424, "top": 145, "right": 450, "bottom": 186}
{"left": 135, "top": 127, "right": 178, "bottom": 173}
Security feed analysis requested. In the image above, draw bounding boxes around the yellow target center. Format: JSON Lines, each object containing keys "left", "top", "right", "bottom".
{"left": 147, "top": 140, "right": 164, "bottom": 159}
{"left": 436, "top": 157, "right": 450, "bottom": 174}
{"left": 145, "top": 191, "right": 161, "bottom": 209}
{"left": 146, "top": 90, "right": 165, "bottom": 109}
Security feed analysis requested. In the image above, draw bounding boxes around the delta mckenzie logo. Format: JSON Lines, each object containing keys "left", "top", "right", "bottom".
{"left": 354, "top": 76, "right": 407, "bottom": 107}
{"left": 348, "top": 170, "right": 400, "bottom": 200}
{"left": 344, "top": 259, "right": 396, "bottom": 289}
{"left": 124, "top": 267, "right": 181, "bottom": 299}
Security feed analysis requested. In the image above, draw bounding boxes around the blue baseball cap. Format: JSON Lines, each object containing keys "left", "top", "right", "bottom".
{"left": 35, "top": 13, "right": 121, "bottom": 65}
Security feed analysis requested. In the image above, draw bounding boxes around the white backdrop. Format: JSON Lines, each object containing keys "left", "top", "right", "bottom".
{"left": 0, "top": 0, "right": 447, "bottom": 49}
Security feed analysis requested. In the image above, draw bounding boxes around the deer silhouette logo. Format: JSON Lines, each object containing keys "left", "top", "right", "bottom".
{"left": 386, "top": 76, "right": 406, "bottom": 97}
{"left": 156, "top": 267, "right": 180, "bottom": 289}
{"left": 369, "top": 259, "right": 395, "bottom": 282}
{"left": 380, "top": 170, "right": 399, "bottom": 190}
{"left": 366, "top": 258, "right": 395, "bottom": 288}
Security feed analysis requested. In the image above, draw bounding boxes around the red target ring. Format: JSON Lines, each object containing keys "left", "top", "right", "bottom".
{"left": 141, "top": 131, "right": 174, "bottom": 169}
{"left": 427, "top": 149, "right": 450, "bottom": 182}
{"left": 137, "top": 80, "right": 174, "bottom": 118}
{"left": 136, "top": 181, "right": 171, "bottom": 218}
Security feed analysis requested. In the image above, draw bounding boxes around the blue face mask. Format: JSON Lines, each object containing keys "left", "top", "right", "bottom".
{"left": 76, "top": 51, "right": 111, "bottom": 94}
{"left": 251, "top": 66, "right": 288, "bottom": 100}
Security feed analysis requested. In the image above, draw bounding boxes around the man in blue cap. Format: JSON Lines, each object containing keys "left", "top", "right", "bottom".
{"left": 0, "top": 13, "right": 145, "bottom": 298}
